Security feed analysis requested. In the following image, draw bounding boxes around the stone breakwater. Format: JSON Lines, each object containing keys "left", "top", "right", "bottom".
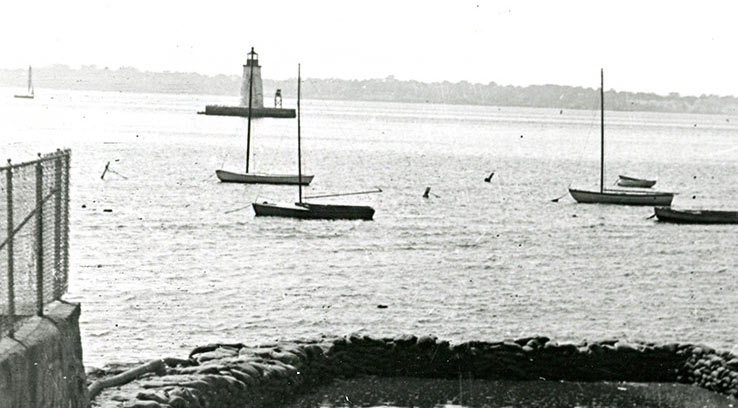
{"left": 92, "top": 335, "right": 738, "bottom": 407}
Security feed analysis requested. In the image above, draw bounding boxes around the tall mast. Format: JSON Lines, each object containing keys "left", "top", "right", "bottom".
{"left": 297, "top": 64, "right": 303, "bottom": 203}
{"left": 28, "top": 66, "right": 33, "bottom": 94}
{"left": 245, "top": 48, "right": 255, "bottom": 173}
{"left": 600, "top": 68, "right": 604, "bottom": 194}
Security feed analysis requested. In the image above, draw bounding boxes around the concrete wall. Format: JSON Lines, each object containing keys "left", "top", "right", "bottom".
{"left": 0, "top": 301, "right": 88, "bottom": 408}
{"left": 240, "top": 65, "right": 264, "bottom": 108}
{"left": 95, "top": 335, "right": 738, "bottom": 407}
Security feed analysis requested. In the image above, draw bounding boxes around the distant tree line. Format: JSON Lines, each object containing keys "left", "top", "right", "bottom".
{"left": 1, "top": 65, "right": 737, "bottom": 114}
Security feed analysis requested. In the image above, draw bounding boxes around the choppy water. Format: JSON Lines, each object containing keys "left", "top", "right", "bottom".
{"left": 2, "top": 87, "right": 737, "bottom": 368}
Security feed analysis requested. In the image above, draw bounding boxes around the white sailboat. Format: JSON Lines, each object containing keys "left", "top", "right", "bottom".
{"left": 216, "top": 48, "right": 313, "bottom": 185}
{"left": 252, "top": 65, "right": 376, "bottom": 220}
{"left": 14, "top": 65, "right": 34, "bottom": 99}
{"left": 568, "top": 69, "right": 674, "bottom": 206}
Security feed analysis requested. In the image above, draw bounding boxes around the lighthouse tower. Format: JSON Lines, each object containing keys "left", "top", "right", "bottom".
{"left": 240, "top": 47, "right": 264, "bottom": 108}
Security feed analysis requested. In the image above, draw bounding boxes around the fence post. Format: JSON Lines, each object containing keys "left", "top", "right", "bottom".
{"left": 35, "top": 156, "right": 44, "bottom": 317}
{"left": 54, "top": 153, "right": 62, "bottom": 300}
{"left": 5, "top": 160, "right": 16, "bottom": 332}
{"left": 63, "top": 151, "right": 70, "bottom": 291}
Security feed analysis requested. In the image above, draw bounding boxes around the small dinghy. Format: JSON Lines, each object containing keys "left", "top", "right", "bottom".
{"left": 654, "top": 207, "right": 738, "bottom": 224}
{"left": 617, "top": 175, "right": 657, "bottom": 188}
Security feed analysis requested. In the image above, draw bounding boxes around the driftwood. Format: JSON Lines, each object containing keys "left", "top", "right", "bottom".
{"left": 100, "top": 162, "right": 110, "bottom": 180}
{"left": 88, "top": 359, "right": 167, "bottom": 401}
{"left": 189, "top": 343, "right": 246, "bottom": 359}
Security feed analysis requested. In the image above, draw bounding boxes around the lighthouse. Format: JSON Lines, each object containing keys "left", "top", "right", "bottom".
{"left": 201, "top": 47, "right": 295, "bottom": 118}
{"left": 240, "top": 47, "right": 264, "bottom": 108}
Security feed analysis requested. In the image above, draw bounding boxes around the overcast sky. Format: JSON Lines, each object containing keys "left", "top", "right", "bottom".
{"left": 2, "top": 0, "right": 737, "bottom": 96}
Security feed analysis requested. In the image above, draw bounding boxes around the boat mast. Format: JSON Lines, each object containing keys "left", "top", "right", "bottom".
{"left": 600, "top": 68, "right": 604, "bottom": 194}
{"left": 297, "top": 64, "right": 303, "bottom": 203}
{"left": 245, "top": 48, "right": 255, "bottom": 173}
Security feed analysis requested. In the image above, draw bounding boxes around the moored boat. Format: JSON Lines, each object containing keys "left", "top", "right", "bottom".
{"left": 654, "top": 207, "right": 738, "bottom": 224}
{"left": 570, "top": 188, "right": 674, "bottom": 206}
{"left": 14, "top": 65, "right": 34, "bottom": 99}
{"left": 252, "top": 64, "right": 376, "bottom": 221}
{"left": 215, "top": 170, "right": 313, "bottom": 185}
{"left": 253, "top": 201, "right": 375, "bottom": 220}
{"left": 568, "top": 70, "right": 675, "bottom": 206}
{"left": 216, "top": 48, "right": 312, "bottom": 185}
{"left": 617, "top": 175, "right": 657, "bottom": 188}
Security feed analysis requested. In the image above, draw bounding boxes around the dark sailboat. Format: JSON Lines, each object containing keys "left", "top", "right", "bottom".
{"left": 252, "top": 64, "right": 375, "bottom": 221}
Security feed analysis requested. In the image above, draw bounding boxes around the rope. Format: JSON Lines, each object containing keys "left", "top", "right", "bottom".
{"left": 552, "top": 93, "right": 599, "bottom": 202}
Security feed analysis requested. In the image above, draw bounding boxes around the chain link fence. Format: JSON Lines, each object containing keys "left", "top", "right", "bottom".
{"left": 0, "top": 149, "right": 70, "bottom": 336}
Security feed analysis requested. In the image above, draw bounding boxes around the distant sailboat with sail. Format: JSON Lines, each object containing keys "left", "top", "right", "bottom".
{"left": 14, "top": 65, "right": 34, "bottom": 99}
{"left": 216, "top": 48, "right": 313, "bottom": 185}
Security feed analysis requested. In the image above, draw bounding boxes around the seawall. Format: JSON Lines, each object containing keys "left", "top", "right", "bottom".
{"left": 0, "top": 301, "right": 88, "bottom": 408}
{"left": 94, "top": 334, "right": 738, "bottom": 407}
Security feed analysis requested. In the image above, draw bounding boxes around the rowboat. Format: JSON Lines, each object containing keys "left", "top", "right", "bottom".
{"left": 654, "top": 207, "right": 738, "bottom": 224}
{"left": 617, "top": 175, "right": 657, "bottom": 188}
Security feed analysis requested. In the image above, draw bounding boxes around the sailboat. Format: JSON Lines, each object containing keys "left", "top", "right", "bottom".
{"left": 568, "top": 69, "right": 674, "bottom": 206}
{"left": 14, "top": 65, "right": 34, "bottom": 99}
{"left": 252, "top": 65, "right": 375, "bottom": 221}
{"left": 216, "top": 48, "right": 313, "bottom": 185}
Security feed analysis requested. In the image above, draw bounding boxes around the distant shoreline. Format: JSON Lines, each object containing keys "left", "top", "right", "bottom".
{"left": 2, "top": 65, "right": 738, "bottom": 115}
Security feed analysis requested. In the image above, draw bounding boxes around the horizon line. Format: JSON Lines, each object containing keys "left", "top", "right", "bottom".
{"left": 1, "top": 63, "right": 737, "bottom": 100}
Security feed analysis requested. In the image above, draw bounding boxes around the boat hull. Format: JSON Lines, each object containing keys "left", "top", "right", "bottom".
{"left": 617, "top": 175, "right": 656, "bottom": 188}
{"left": 253, "top": 202, "right": 374, "bottom": 220}
{"left": 216, "top": 170, "right": 313, "bottom": 185}
{"left": 569, "top": 188, "right": 674, "bottom": 206}
{"left": 654, "top": 207, "right": 738, "bottom": 224}
{"left": 14, "top": 95, "right": 34, "bottom": 99}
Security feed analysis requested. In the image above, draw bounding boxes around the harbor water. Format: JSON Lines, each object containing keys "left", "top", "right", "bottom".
{"left": 2, "top": 87, "right": 737, "bottom": 368}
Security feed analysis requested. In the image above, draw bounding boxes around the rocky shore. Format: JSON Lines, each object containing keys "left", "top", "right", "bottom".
{"left": 90, "top": 335, "right": 738, "bottom": 407}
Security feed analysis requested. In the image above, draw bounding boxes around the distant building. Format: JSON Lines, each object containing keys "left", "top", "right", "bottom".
{"left": 240, "top": 47, "right": 264, "bottom": 108}
{"left": 201, "top": 47, "right": 295, "bottom": 118}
